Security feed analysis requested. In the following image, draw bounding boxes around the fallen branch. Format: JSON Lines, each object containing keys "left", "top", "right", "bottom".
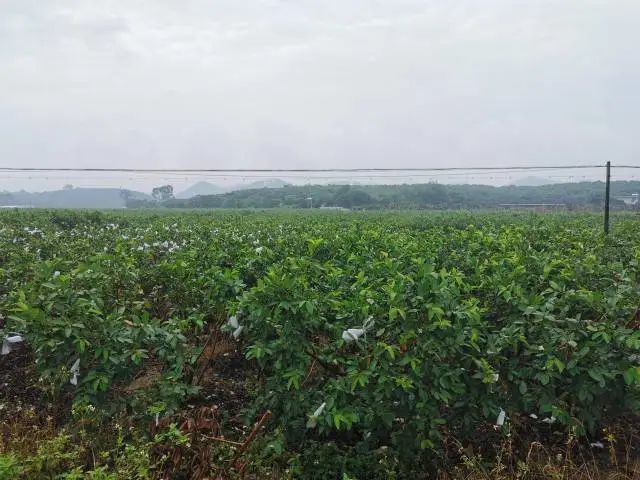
{"left": 233, "top": 410, "right": 271, "bottom": 462}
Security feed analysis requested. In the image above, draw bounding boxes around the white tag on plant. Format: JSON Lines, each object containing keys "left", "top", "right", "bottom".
{"left": 342, "top": 328, "right": 364, "bottom": 343}
{"left": 70, "top": 358, "right": 80, "bottom": 386}
{"left": 232, "top": 325, "right": 244, "bottom": 339}
{"left": 1, "top": 334, "right": 23, "bottom": 356}
{"left": 227, "top": 316, "right": 239, "bottom": 329}
{"left": 341, "top": 316, "right": 375, "bottom": 343}
{"left": 306, "top": 402, "right": 326, "bottom": 429}
{"left": 495, "top": 408, "right": 506, "bottom": 427}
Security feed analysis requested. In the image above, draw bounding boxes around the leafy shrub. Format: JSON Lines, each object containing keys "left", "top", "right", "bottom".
{"left": 7, "top": 261, "right": 202, "bottom": 413}
{"left": 0, "top": 454, "right": 24, "bottom": 480}
{"left": 2, "top": 210, "right": 640, "bottom": 478}
{"left": 232, "top": 222, "right": 640, "bottom": 465}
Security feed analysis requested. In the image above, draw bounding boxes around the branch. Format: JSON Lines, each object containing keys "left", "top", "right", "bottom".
{"left": 305, "top": 349, "right": 345, "bottom": 376}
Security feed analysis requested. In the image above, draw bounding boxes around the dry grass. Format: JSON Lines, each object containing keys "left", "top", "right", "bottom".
{"left": 3, "top": 344, "right": 639, "bottom": 479}
{"left": 439, "top": 431, "right": 640, "bottom": 480}
{"left": 3, "top": 403, "right": 640, "bottom": 479}
{"left": 0, "top": 403, "right": 58, "bottom": 457}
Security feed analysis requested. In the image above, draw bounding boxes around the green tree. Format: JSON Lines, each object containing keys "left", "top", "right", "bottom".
{"left": 152, "top": 185, "right": 174, "bottom": 201}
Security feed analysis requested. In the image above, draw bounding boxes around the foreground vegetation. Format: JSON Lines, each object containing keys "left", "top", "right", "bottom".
{"left": 1, "top": 210, "right": 639, "bottom": 479}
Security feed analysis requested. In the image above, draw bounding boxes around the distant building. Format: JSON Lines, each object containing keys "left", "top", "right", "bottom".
{"left": 319, "top": 206, "right": 350, "bottom": 211}
{"left": 499, "top": 203, "right": 566, "bottom": 212}
{"left": 614, "top": 193, "right": 639, "bottom": 206}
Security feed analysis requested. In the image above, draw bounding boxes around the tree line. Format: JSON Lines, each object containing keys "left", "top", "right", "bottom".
{"left": 127, "top": 181, "right": 640, "bottom": 210}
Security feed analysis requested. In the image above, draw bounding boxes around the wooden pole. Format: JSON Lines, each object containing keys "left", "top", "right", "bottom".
{"left": 604, "top": 161, "right": 611, "bottom": 234}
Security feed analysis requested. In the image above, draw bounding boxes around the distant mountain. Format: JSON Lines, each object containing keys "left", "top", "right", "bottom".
{"left": 0, "top": 179, "right": 292, "bottom": 206}
{"left": 176, "top": 182, "right": 225, "bottom": 199}
{"left": 0, "top": 188, "right": 150, "bottom": 208}
{"left": 236, "top": 179, "right": 290, "bottom": 190}
{"left": 176, "top": 178, "right": 290, "bottom": 198}
{"left": 511, "top": 176, "right": 557, "bottom": 186}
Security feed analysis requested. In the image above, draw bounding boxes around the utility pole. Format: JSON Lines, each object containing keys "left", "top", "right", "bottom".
{"left": 604, "top": 161, "right": 611, "bottom": 235}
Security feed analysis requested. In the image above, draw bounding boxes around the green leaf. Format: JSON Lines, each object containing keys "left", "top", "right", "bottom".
{"left": 282, "top": 369, "right": 303, "bottom": 390}
{"left": 389, "top": 307, "right": 406, "bottom": 321}
{"left": 537, "top": 372, "right": 550, "bottom": 385}
{"left": 588, "top": 369, "right": 604, "bottom": 384}
{"left": 623, "top": 367, "right": 640, "bottom": 385}
{"left": 420, "top": 439, "right": 434, "bottom": 449}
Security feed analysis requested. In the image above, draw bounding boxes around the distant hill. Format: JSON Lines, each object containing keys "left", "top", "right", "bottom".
{"left": 176, "top": 182, "right": 225, "bottom": 199}
{"left": 236, "top": 178, "right": 290, "bottom": 190}
{"left": 0, "top": 188, "right": 150, "bottom": 208}
{"left": 6, "top": 180, "right": 640, "bottom": 211}
{"left": 164, "top": 180, "right": 640, "bottom": 210}
{"left": 176, "top": 178, "right": 290, "bottom": 199}
{"left": 511, "top": 176, "right": 557, "bottom": 186}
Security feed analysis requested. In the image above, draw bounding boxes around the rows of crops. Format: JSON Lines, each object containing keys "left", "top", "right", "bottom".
{"left": 1, "top": 210, "right": 640, "bottom": 478}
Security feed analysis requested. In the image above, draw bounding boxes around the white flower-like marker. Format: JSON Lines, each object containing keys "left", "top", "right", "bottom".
{"left": 306, "top": 402, "right": 326, "bottom": 428}
{"left": 495, "top": 408, "right": 506, "bottom": 427}
{"left": 1, "top": 334, "right": 23, "bottom": 355}
{"left": 341, "top": 316, "right": 375, "bottom": 343}
{"left": 227, "top": 315, "right": 244, "bottom": 339}
{"left": 70, "top": 358, "right": 81, "bottom": 386}
{"left": 342, "top": 329, "right": 365, "bottom": 343}
{"left": 232, "top": 326, "right": 244, "bottom": 339}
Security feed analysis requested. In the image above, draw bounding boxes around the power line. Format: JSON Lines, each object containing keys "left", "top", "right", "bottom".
{"left": 0, "top": 164, "right": 609, "bottom": 174}
{"left": 0, "top": 170, "right": 603, "bottom": 181}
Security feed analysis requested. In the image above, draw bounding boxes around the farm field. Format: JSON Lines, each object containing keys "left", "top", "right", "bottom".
{"left": 1, "top": 209, "right": 640, "bottom": 479}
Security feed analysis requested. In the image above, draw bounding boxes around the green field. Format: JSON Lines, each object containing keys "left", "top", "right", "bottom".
{"left": 1, "top": 210, "right": 639, "bottom": 479}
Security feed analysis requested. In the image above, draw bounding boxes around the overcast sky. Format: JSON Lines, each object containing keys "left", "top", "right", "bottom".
{"left": 1, "top": 0, "right": 639, "bottom": 191}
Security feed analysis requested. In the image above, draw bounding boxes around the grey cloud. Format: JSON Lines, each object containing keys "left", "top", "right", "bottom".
{"left": 1, "top": 0, "right": 639, "bottom": 192}
{"left": 1, "top": 4, "right": 130, "bottom": 55}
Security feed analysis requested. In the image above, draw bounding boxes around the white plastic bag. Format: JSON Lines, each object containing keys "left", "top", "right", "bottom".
{"left": 1, "top": 334, "right": 23, "bottom": 356}
{"left": 227, "top": 316, "right": 239, "bottom": 329}
{"left": 342, "top": 328, "right": 364, "bottom": 343}
{"left": 306, "top": 402, "right": 326, "bottom": 428}
{"left": 70, "top": 358, "right": 81, "bottom": 386}
{"left": 341, "top": 316, "right": 375, "bottom": 343}
{"left": 232, "top": 325, "right": 244, "bottom": 339}
{"left": 495, "top": 408, "right": 506, "bottom": 427}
